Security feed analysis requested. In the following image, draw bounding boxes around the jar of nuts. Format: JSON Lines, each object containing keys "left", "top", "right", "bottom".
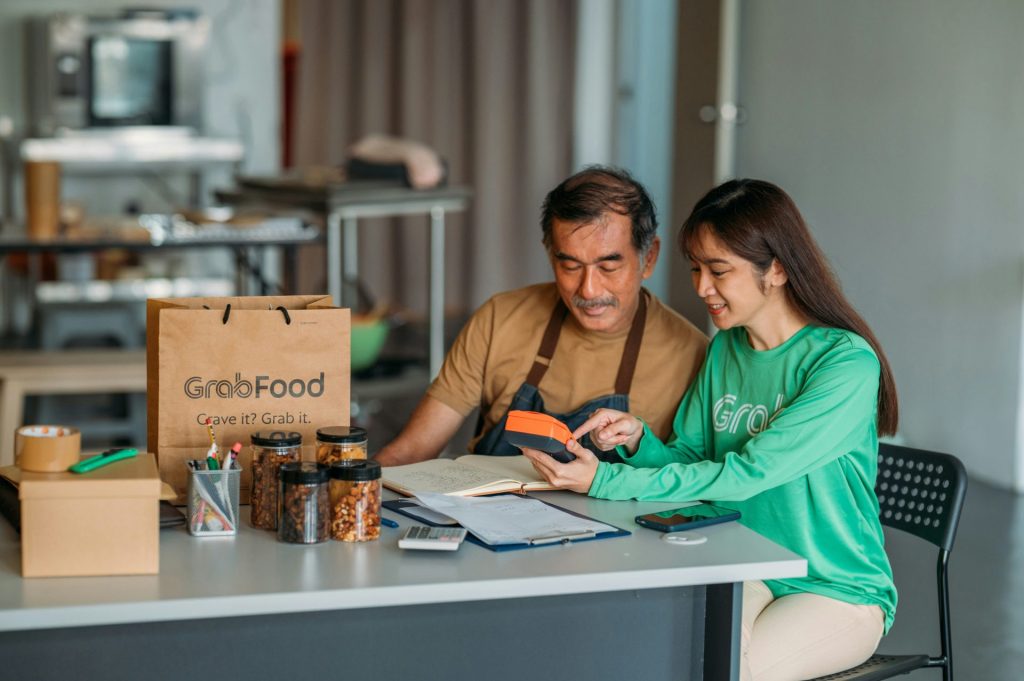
{"left": 249, "top": 431, "right": 302, "bottom": 530}
{"left": 316, "top": 426, "right": 367, "bottom": 465}
{"left": 278, "top": 462, "right": 330, "bottom": 544}
{"left": 328, "top": 460, "right": 382, "bottom": 542}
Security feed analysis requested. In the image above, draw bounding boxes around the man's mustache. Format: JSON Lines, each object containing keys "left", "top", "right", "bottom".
{"left": 572, "top": 295, "right": 618, "bottom": 310}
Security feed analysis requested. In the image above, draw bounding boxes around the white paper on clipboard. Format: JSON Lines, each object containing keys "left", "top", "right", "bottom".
{"left": 412, "top": 492, "right": 617, "bottom": 546}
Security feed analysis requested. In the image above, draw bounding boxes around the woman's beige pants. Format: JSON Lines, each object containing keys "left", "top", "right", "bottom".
{"left": 740, "top": 580, "right": 885, "bottom": 681}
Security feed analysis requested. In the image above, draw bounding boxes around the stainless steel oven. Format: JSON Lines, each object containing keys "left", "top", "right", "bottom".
{"left": 25, "top": 9, "right": 209, "bottom": 136}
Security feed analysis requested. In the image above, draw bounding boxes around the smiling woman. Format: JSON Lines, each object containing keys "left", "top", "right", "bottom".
{"left": 522, "top": 178, "right": 901, "bottom": 681}
{"left": 678, "top": 179, "right": 897, "bottom": 435}
{"left": 685, "top": 225, "right": 798, "bottom": 349}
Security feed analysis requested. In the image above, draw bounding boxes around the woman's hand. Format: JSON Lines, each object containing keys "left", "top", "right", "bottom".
{"left": 573, "top": 408, "right": 645, "bottom": 454}
{"left": 520, "top": 438, "right": 599, "bottom": 494}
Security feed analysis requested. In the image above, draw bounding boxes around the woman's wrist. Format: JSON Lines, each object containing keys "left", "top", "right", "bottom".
{"left": 586, "top": 461, "right": 608, "bottom": 497}
{"left": 624, "top": 418, "right": 645, "bottom": 454}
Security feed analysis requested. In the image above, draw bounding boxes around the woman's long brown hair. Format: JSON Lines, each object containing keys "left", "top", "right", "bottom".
{"left": 680, "top": 179, "right": 898, "bottom": 436}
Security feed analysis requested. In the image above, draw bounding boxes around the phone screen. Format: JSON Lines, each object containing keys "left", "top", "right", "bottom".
{"left": 637, "top": 503, "right": 739, "bottom": 530}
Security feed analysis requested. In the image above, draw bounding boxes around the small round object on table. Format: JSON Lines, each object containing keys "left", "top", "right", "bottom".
{"left": 661, "top": 532, "right": 708, "bottom": 546}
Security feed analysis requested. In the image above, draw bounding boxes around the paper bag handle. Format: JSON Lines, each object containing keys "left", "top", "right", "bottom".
{"left": 200, "top": 304, "right": 292, "bottom": 325}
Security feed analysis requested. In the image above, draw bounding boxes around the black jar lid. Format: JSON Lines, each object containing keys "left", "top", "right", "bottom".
{"left": 280, "top": 462, "right": 329, "bottom": 484}
{"left": 316, "top": 426, "right": 367, "bottom": 444}
{"left": 329, "top": 460, "right": 381, "bottom": 482}
{"left": 251, "top": 430, "right": 302, "bottom": 448}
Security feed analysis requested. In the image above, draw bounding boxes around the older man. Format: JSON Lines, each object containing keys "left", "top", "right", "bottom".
{"left": 374, "top": 166, "right": 707, "bottom": 465}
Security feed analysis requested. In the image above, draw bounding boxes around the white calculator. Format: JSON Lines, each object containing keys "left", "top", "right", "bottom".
{"left": 398, "top": 526, "right": 468, "bottom": 551}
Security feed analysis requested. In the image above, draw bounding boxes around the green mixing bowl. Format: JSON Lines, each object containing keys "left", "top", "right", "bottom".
{"left": 350, "top": 317, "right": 389, "bottom": 372}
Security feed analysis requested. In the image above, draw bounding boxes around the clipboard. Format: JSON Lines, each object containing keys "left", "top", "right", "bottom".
{"left": 382, "top": 494, "right": 631, "bottom": 552}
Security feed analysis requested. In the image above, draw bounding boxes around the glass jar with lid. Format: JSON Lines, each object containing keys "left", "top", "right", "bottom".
{"left": 316, "top": 426, "right": 368, "bottom": 465}
{"left": 278, "top": 462, "right": 330, "bottom": 544}
{"left": 329, "top": 460, "right": 382, "bottom": 542}
{"left": 249, "top": 430, "right": 302, "bottom": 530}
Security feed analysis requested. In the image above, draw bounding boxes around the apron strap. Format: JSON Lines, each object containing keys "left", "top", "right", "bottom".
{"left": 525, "top": 300, "right": 569, "bottom": 387}
{"left": 613, "top": 290, "right": 648, "bottom": 395}
{"left": 525, "top": 291, "right": 649, "bottom": 394}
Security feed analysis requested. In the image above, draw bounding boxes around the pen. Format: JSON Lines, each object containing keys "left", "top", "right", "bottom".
{"left": 205, "top": 418, "right": 218, "bottom": 452}
{"left": 381, "top": 517, "right": 399, "bottom": 529}
{"left": 220, "top": 443, "right": 242, "bottom": 526}
{"left": 192, "top": 499, "right": 207, "bottom": 531}
{"left": 526, "top": 530, "right": 596, "bottom": 545}
{"left": 227, "top": 442, "right": 242, "bottom": 470}
{"left": 69, "top": 448, "right": 138, "bottom": 474}
{"left": 206, "top": 449, "right": 220, "bottom": 471}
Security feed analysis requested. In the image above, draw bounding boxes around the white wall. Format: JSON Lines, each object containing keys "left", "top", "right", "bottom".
{"left": 734, "top": 0, "right": 1024, "bottom": 490}
{"left": 573, "top": 0, "right": 616, "bottom": 170}
{"left": 574, "top": 0, "right": 678, "bottom": 302}
{"left": 613, "top": 0, "right": 678, "bottom": 301}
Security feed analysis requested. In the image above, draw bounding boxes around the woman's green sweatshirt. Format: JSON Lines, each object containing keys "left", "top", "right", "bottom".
{"left": 589, "top": 325, "right": 897, "bottom": 631}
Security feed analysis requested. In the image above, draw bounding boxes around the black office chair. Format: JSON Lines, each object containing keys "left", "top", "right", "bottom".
{"left": 808, "top": 443, "right": 967, "bottom": 681}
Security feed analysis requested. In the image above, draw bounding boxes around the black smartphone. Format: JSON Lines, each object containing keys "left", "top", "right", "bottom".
{"left": 635, "top": 503, "right": 740, "bottom": 532}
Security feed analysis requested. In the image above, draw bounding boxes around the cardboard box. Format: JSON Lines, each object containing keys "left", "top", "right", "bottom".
{"left": 11, "top": 453, "right": 160, "bottom": 577}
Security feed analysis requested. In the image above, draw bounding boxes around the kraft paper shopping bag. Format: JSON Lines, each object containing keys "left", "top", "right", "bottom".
{"left": 147, "top": 295, "right": 350, "bottom": 502}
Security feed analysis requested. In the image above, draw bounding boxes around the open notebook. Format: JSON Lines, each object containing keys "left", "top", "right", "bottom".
{"left": 382, "top": 455, "right": 556, "bottom": 496}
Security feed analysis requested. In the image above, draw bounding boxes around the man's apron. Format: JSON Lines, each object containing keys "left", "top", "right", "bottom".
{"left": 473, "top": 292, "right": 648, "bottom": 462}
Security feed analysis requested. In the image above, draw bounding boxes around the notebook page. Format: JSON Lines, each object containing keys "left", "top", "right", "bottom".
{"left": 382, "top": 458, "right": 516, "bottom": 495}
{"left": 455, "top": 455, "right": 547, "bottom": 486}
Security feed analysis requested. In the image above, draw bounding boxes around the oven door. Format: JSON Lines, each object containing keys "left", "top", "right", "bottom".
{"left": 85, "top": 12, "right": 207, "bottom": 131}
{"left": 88, "top": 33, "right": 174, "bottom": 127}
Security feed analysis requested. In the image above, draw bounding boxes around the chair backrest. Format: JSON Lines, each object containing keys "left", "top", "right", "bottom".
{"left": 874, "top": 443, "right": 967, "bottom": 551}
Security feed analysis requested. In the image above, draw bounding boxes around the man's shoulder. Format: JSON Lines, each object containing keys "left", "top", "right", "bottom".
{"left": 487, "top": 282, "right": 558, "bottom": 306}
{"left": 477, "top": 283, "right": 559, "bottom": 319}
{"left": 457, "top": 283, "right": 558, "bottom": 343}
{"left": 645, "top": 291, "right": 708, "bottom": 345}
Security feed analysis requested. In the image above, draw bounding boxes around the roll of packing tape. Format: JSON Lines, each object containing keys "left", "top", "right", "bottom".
{"left": 15, "top": 425, "right": 81, "bottom": 473}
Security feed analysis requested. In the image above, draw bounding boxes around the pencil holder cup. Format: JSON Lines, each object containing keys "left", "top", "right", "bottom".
{"left": 188, "top": 465, "right": 241, "bottom": 537}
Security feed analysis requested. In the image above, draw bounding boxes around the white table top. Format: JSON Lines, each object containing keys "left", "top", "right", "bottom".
{"left": 0, "top": 492, "right": 806, "bottom": 632}
{"left": 21, "top": 135, "right": 244, "bottom": 168}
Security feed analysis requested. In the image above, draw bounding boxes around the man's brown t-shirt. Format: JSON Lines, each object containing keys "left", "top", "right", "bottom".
{"left": 427, "top": 283, "right": 708, "bottom": 452}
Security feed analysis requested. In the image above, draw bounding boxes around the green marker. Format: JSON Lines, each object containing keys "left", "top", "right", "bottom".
{"left": 69, "top": 448, "right": 138, "bottom": 474}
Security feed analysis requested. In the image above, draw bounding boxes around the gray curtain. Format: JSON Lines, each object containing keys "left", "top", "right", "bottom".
{"left": 293, "top": 0, "right": 577, "bottom": 317}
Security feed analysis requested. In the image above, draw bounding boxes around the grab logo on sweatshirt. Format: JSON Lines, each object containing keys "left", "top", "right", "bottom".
{"left": 713, "top": 393, "right": 785, "bottom": 436}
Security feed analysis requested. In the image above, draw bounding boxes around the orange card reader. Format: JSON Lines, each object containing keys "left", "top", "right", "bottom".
{"left": 505, "top": 410, "right": 576, "bottom": 463}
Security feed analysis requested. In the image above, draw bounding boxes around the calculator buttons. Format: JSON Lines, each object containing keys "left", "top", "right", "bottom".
{"left": 399, "top": 526, "right": 468, "bottom": 551}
